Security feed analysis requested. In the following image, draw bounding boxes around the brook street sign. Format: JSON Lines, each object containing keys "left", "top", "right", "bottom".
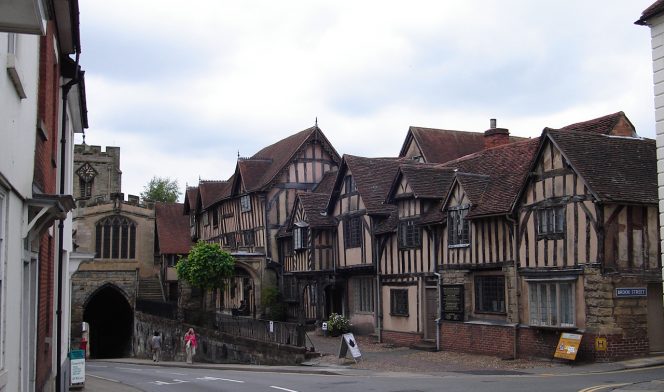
{"left": 615, "top": 288, "right": 647, "bottom": 298}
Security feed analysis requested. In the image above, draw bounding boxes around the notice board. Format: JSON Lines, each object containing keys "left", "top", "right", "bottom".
{"left": 554, "top": 333, "right": 582, "bottom": 360}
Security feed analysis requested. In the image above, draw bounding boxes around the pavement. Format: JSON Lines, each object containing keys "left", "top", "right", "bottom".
{"left": 80, "top": 332, "right": 664, "bottom": 391}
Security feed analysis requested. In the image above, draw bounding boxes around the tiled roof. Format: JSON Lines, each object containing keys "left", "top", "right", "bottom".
{"left": 199, "top": 181, "right": 231, "bottom": 209}
{"left": 374, "top": 210, "right": 399, "bottom": 235}
{"left": 155, "top": 202, "right": 193, "bottom": 254}
{"left": 397, "top": 164, "right": 456, "bottom": 199}
{"left": 546, "top": 130, "right": 657, "bottom": 204}
{"left": 441, "top": 139, "right": 540, "bottom": 217}
{"left": 341, "top": 155, "right": 404, "bottom": 215}
{"left": 312, "top": 170, "right": 338, "bottom": 194}
{"left": 636, "top": 0, "right": 664, "bottom": 24}
{"left": 560, "top": 111, "right": 633, "bottom": 135}
{"left": 401, "top": 127, "right": 525, "bottom": 164}
{"left": 238, "top": 126, "right": 341, "bottom": 192}
{"left": 299, "top": 192, "right": 336, "bottom": 227}
{"left": 455, "top": 173, "right": 490, "bottom": 206}
{"left": 183, "top": 186, "right": 199, "bottom": 214}
{"left": 420, "top": 200, "right": 445, "bottom": 226}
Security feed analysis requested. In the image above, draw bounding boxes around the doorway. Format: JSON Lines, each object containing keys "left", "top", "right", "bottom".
{"left": 83, "top": 285, "right": 133, "bottom": 358}
{"left": 324, "top": 284, "right": 344, "bottom": 319}
{"left": 424, "top": 287, "right": 438, "bottom": 341}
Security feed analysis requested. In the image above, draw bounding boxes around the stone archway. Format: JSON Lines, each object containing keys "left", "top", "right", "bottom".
{"left": 83, "top": 284, "right": 133, "bottom": 358}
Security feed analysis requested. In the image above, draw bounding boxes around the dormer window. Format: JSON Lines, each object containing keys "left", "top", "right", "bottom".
{"left": 344, "top": 175, "right": 357, "bottom": 194}
{"left": 448, "top": 206, "right": 469, "bottom": 247}
{"left": 293, "top": 222, "right": 309, "bottom": 250}
{"left": 240, "top": 195, "right": 251, "bottom": 212}
{"left": 398, "top": 219, "right": 421, "bottom": 248}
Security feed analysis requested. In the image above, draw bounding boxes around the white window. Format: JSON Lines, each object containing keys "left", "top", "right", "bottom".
{"left": 293, "top": 224, "right": 308, "bottom": 250}
{"left": 240, "top": 195, "right": 251, "bottom": 212}
{"left": 528, "top": 281, "right": 575, "bottom": 327}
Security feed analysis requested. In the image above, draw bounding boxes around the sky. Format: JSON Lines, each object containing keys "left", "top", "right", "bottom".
{"left": 76, "top": 0, "right": 658, "bottom": 201}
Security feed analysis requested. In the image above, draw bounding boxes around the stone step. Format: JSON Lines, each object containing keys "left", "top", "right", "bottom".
{"left": 410, "top": 341, "right": 437, "bottom": 352}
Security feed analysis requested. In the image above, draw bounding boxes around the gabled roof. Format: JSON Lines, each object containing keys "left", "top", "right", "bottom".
{"left": 454, "top": 173, "right": 490, "bottom": 206}
{"left": 199, "top": 181, "right": 231, "bottom": 209}
{"left": 440, "top": 139, "right": 540, "bottom": 218}
{"left": 298, "top": 193, "right": 337, "bottom": 228}
{"left": 399, "top": 126, "right": 525, "bottom": 164}
{"left": 386, "top": 164, "right": 456, "bottom": 202}
{"left": 233, "top": 126, "right": 340, "bottom": 193}
{"left": 545, "top": 129, "right": 657, "bottom": 204}
{"left": 155, "top": 202, "right": 193, "bottom": 255}
{"left": 560, "top": 111, "right": 635, "bottom": 136}
{"left": 636, "top": 0, "right": 664, "bottom": 25}
{"left": 183, "top": 186, "right": 199, "bottom": 215}
{"left": 328, "top": 155, "right": 403, "bottom": 216}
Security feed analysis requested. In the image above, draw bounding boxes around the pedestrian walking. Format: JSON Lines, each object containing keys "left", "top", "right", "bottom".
{"left": 151, "top": 331, "right": 162, "bottom": 362}
{"left": 184, "top": 328, "right": 197, "bottom": 364}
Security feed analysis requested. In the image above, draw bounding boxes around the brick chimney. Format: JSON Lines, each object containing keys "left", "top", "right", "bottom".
{"left": 484, "top": 118, "right": 510, "bottom": 149}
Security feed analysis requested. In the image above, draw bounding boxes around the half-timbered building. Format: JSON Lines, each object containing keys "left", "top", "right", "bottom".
{"left": 514, "top": 127, "right": 664, "bottom": 360}
{"left": 184, "top": 126, "right": 340, "bottom": 317}
{"left": 377, "top": 164, "right": 455, "bottom": 345}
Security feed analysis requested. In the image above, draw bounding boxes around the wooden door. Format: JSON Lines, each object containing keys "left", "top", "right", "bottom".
{"left": 424, "top": 287, "right": 438, "bottom": 341}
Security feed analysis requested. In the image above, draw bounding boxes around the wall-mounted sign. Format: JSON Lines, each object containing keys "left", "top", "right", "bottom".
{"left": 554, "top": 333, "right": 582, "bottom": 361}
{"left": 615, "top": 288, "right": 647, "bottom": 298}
{"left": 441, "top": 284, "right": 464, "bottom": 322}
{"left": 595, "top": 337, "right": 608, "bottom": 351}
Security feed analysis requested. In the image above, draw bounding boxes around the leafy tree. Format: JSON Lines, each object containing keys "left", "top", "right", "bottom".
{"left": 261, "top": 285, "right": 287, "bottom": 321}
{"left": 176, "top": 241, "right": 235, "bottom": 291}
{"left": 141, "top": 176, "right": 181, "bottom": 203}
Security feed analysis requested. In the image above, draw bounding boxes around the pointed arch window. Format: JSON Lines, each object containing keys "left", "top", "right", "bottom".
{"left": 95, "top": 215, "right": 137, "bottom": 259}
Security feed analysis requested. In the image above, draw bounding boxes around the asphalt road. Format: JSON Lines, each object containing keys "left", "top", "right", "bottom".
{"left": 86, "top": 361, "right": 664, "bottom": 392}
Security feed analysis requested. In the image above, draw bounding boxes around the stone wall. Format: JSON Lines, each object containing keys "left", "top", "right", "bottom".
{"left": 134, "top": 312, "right": 307, "bottom": 365}
{"left": 70, "top": 269, "right": 137, "bottom": 341}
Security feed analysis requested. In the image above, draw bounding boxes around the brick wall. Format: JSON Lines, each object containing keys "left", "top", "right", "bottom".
{"left": 441, "top": 322, "right": 515, "bottom": 358}
{"left": 381, "top": 330, "right": 423, "bottom": 347}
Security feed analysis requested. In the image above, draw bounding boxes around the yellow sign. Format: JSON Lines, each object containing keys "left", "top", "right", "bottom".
{"left": 554, "top": 333, "right": 582, "bottom": 360}
{"left": 595, "top": 337, "right": 607, "bottom": 351}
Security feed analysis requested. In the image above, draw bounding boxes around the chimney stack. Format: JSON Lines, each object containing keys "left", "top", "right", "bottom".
{"left": 484, "top": 118, "right": 510, "bottom": 149}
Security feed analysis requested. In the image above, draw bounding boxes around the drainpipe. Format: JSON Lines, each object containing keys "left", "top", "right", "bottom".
{"left": 433, "top": 271, "right": 442, "bottom": 351}
{"left": 56, "top": 51, "right": 80, "bottom": 392}
{"left": 506, "top": 214, "right": 519, "bottom": 359}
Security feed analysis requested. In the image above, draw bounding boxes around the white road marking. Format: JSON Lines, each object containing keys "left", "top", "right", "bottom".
{"left": 151, "top": 379, "right": 189, "bottom": 385}
{"left": 197, "top": 376, "right": 244, "bottom": 383}
{"left": 270, "top": 386, "right": 298, "bottom": 392}
{"left": 88, "top": 374, "right": 119, "bottom": 383}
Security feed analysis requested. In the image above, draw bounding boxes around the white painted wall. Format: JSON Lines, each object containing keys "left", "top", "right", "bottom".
{"left": 0, "top": 29, "right": 43, "bottom": 392}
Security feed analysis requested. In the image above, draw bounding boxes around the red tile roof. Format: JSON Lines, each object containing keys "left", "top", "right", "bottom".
{"left": 546, "top": 130, "right": 657, "bottom": 204}
{"left": 155, "top": 202, "right": 193, "bottom": 254}
{"left": 312, "top": 170, "right": 338, "bottom": 194}
{"left": 394, "top": 164, "right": 456, "bottom": 200}
{"left": 183, "top": 186, "right": 199, "bottom": 214}
{"left": 441, "top": 139, "right": 540, "bottom": 218}
{"left": 636, "top": 0, "right": 664, "bottom": 24}
{"left": 299, "top": 192, "right": 337, "bottom": 227}
{"left": 560, "top": 111, "right": 634, "bottom": 135}
{"left": 198, "top": 181, "right": 231, "bottom": 209}
{"left": 400, "top": 127, "right": 525, "bottom": 164}
{"left": 237, "top": 126, "right": 341, "bottom": 192}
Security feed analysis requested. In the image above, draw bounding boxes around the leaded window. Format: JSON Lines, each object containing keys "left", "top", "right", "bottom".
{"left": 448, "top": 206, "right": 469, "bottom": 246}
{"left": 354, "top": 277, "right": 375, "bottom": 312}
{"left": 398, "top": 220, "right": 421, "bottom": 248}
{"left": 240, "top": 195, "right": 251, "bottom": 212}
{"left": 293, "top": 225, "right": 308, "bottom": 250}
{"left": 536, "top": 206, "right": 565, "bottom": 238}
{"left": 528, "top": 281, "right": 575, "bottom": 327}
{"left": 390, "top": 289, "right": 408, "bottom": 316}
{"left": 95, "top": 215, "right": 136, "bottom": 259}
{"left": 474, "top": 275, "right": 506, "bottom": 313}
{"left": 243, "top": 230, "right": 255, "bottom": 246}
{"left": 344, "top": 216, "right": 362, "bottom": 248}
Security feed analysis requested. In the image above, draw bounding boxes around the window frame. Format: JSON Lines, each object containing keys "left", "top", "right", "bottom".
{"left": 398, "top": 219, "right": 421, "bottom": 249}
{"left": 448, "top": 205, "right": 470, "bottom": 247}
{"left": 212, "top": 208, "right": 219, "bottom": 228}
{"left": 528, "top": 280, "right": 575, "bottom": 328}
{"left": 293, "top": 225, "right": 308, "bottom": 251}
{"left": 240, "top": 195, "right": 251, "bottom": 212}
{"left": 343, "top": 215, "right": 362, "bottom": 249}
{"left": 95, "top": 215, "right": 137, "bottom": 260}
{"left": 474, "top": 275, "right": 506, "bottom": 314}
{"left": 390, "top": 288, "right": 409, "bottom": 316}
{"left": 243, "top": 230, "right": 255, "bottom": 246}
{"left": 536, "top": 206, "right": 566, "bottom": 239}
{"left": 354, "top": 277, "right": 375, "bottom": 313}
{"left": 344, "top": 175, "right": 357, "bottom": 194}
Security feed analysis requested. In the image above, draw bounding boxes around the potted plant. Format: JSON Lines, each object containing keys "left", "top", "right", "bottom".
{"left": 327, "top": 313, "right": 350, "bottom": 337}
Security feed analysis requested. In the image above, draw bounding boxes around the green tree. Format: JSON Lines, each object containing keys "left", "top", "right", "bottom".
{"left": 140, "top": 176, "right": 181, "bottom": 202}
{"left": 176, "top": 241, "right": 235, "bottom": 291}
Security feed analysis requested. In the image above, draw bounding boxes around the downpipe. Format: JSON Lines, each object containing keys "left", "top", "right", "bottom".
{"left": 433, "top": 271, "right": 442, "bottom": 352}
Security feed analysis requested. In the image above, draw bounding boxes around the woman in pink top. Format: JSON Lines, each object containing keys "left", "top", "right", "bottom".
{"left": 184, "top": 328, "right": 197, "bottom": 364}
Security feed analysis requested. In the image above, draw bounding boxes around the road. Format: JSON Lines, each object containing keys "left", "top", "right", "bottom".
{"left": 87, "top": 361, "right": 664, "bottom": 392}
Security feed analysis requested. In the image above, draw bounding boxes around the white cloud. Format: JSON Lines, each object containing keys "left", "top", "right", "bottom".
{"left": 78, "top": 0, "right": 658, "bottom": 199}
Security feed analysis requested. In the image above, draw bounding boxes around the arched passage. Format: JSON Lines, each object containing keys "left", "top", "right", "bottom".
{"left": 83, "top": 285, "right": 133, "bottom": 358}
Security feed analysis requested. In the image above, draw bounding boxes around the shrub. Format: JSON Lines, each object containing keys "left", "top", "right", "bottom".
{"left": 327, "top": 313, "right": 350, "bottom": 335}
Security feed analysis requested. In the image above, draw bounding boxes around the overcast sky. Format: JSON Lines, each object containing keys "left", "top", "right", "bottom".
{"left": 76, "top": 0, "right": 657, "bottom": 201}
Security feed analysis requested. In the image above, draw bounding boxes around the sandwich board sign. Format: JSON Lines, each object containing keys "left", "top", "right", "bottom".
{"left": 554, "top": 333, "right": 582, "bottom": 361}
{"left": 70, "top": 349, "right": 85, "bottom": 385}
{"left": 338, "top": 333, "right": 361, "bottom": 362}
